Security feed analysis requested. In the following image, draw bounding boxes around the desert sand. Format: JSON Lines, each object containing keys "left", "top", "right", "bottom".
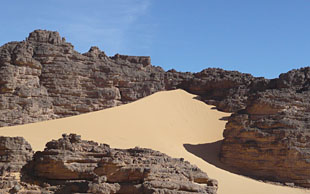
{"left": 0, "top": 89, "right": 308, "bottom": 194}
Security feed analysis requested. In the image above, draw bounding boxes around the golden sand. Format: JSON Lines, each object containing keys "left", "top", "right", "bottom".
{"left": 0, "top": 89, "right": 308, "bottom": 194}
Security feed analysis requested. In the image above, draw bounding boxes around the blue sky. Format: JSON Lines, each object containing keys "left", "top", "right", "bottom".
{"left": 1, "top": 0, "right": 310, "bottom": 78}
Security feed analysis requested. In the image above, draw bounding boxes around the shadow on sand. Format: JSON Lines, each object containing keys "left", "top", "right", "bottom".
{"left": 183, "top": 140, "right": 236, "bottom": 173}
{"left": 186, "top": 96, "right": 237, "bottom": 172}
{"left": 185, "top": 96, "right": 308, "bottom": 189}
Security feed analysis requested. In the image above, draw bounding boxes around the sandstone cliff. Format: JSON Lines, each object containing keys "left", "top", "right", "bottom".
{"left": 1, "top": 30, "right": 310, "bottom": 188}
{"left": 0, "top": 134, "right": 217, "bottom": 194}
{"left": 220, "top": 67, "right": 310, "bottom": 187}
{"left": 0, "top": 30, "right": 256, "bottom": 126}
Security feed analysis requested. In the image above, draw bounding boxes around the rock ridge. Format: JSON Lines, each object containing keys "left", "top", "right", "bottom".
{"left": 0, "top": 133, "right": 218, "bottom": 194}
{"left": 220, "top": 67, "right": 310, "bottom": 187}
{"left": 1, "top": 29, "right": 310, "bottom": 188}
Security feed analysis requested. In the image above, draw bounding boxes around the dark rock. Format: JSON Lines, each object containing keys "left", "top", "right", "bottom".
{"left": 220, "top": 68, "right": 310, "bottom": 187}
{"left": 0, "top": 136, "right": 33, "bottom": 174}
{"left": 0, "top": 136, "right": 33, "bottom": 192}
{"left": 0, "top": 29, "right": 258, "bottom": 126}
{"left": 111, "top": 54, "right": 151, "bottom": 67}
{"left": 0, "top": 30, "right": 168, "bottom": 125}
{"left": 0, "top": 134, "right": 217, "bottom": 194}
{"left": 27, "top": 30, "right": 62, "bottom": 45}
{"left": 1, "top": 30, "right": 310, "bottom": 188}
{"left": 178, "top": 68, "right": 255, "bottom": 112}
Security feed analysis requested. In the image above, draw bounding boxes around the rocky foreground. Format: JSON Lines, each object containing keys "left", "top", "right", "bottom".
{"left": 1, "top": 30, "right": 310, "bottom": 188}
{"left": 0, "top": 134, "right": 217, "bottom": 194}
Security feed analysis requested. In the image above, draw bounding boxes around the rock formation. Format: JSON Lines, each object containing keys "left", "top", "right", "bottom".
{"left": 220, "top": 67, "right": 310, "bottom": 187}
{"left": 0, "top": 30, "right": 169, "bottom": 126}
{"left": 0, "top": 134, "right": 217, "bottom": 194}
{"left": 0, "top": 136, "right": 33, "bottom": 192}
{"left": 0, "top": 29, "right": 257, "bottom": 126}
{"left": 1, "top": 29, "right": 310, "bottom": 188}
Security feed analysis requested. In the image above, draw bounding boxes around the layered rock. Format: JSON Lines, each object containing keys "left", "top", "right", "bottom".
{"left": 0, "top": 40, "right": 56, "bottom": 126}
{"left": 0, "top": 137, "right": 33, "bottom": 192}
{"left": 0, "top": 30, "right": 265, "bottom": 126}
{"left": 178, "top": 68, "right": 256, "bottom": 112}
{"left": 0, "top": 134, "right": 217, "bottom": 194}
{"left": 0, "top": 30, "right": 168, "bottom": 126}
{"left": 220, "top": 67, "right": 310, "bottom": 187}
{"left": 2, "top": 30, "right": 310, "bottom": 188}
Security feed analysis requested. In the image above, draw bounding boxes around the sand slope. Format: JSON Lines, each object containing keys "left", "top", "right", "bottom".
{"left": 0, "top": 89, "right": 308, "bottom": 194}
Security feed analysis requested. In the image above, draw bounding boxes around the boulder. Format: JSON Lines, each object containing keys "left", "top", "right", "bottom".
{"left": 20, "top": 134, "right": 217, "bottom": 194}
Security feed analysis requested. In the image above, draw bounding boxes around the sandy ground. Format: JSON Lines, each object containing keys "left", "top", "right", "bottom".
{"left": 0, "top": 89, "right": 308, "bottom": 194}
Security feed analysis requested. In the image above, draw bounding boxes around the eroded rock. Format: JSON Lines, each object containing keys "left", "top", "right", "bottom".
{"left": 1, "top": 30, "right": 310, "bottom": 188}
{"left": 0, "top": 136, "right": 33, "bottom": 192}
{"left": 220, "top": 68, "right": 310, "bottom": 187}
{"left": 0, "top": 134, "right": 217, "bottom": 194}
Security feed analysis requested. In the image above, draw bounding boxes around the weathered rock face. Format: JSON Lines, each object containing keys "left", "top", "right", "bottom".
{"left": 0, "top": 30, "right": 169, "bottom": 126}
{"left": 0, "top": 134, "right": 217, "bottom": 194}
{"left": 0, "top": 137, "right": 33, "bottom": 192}
{"left": 2, "top": 29, "right": 310, "bottom": 188}
{"left": 178, "top": 68, "right": 257, "bottom": 112}
{"left": 0, "top": 40, "right": 56, "bottom": 126}
{"left": 0, "top": 29, "right": 264, "bottom": 126}
{"left": 220, "top": 67, "right": 310, "bottom": 187}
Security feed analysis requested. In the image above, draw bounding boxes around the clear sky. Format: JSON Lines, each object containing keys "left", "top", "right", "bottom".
{"left": 1, "top": 0, "right": 310, "bottom": 78}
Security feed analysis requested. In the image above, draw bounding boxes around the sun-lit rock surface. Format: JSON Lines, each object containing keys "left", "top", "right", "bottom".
{"left": 0, "top": 134, "right": 217, "bottom": 194}
{"left": 1, "top": 30, "right": 310, "bottom": 191}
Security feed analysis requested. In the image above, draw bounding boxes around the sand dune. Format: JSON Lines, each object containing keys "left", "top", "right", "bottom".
{"left": 0, "top": 89, "right": 308, "bottom": 194}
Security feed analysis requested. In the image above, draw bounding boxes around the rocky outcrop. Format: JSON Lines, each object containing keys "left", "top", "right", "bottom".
{"left": 0, "top": 39, "right": 56, "bottom": 126}
{"left": 0, "top": 134, "right": 217, "bottom": 194}
{"left": 0, "top": 30, "right": 169, "bottom": 126}
{"left": 0, "top": 136, "right": 33, "bottom": 192}
{"left": 0, "top": 30, "right": 264, "bottom": 126}
{"left": 2, "top": 30, "right": 310, "bottom": 188}
{"left": 177, "top": 68, "right": 257, "bottom": 112}
{"left": 220, "top": 67, "right": 310, "bottom": 187}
